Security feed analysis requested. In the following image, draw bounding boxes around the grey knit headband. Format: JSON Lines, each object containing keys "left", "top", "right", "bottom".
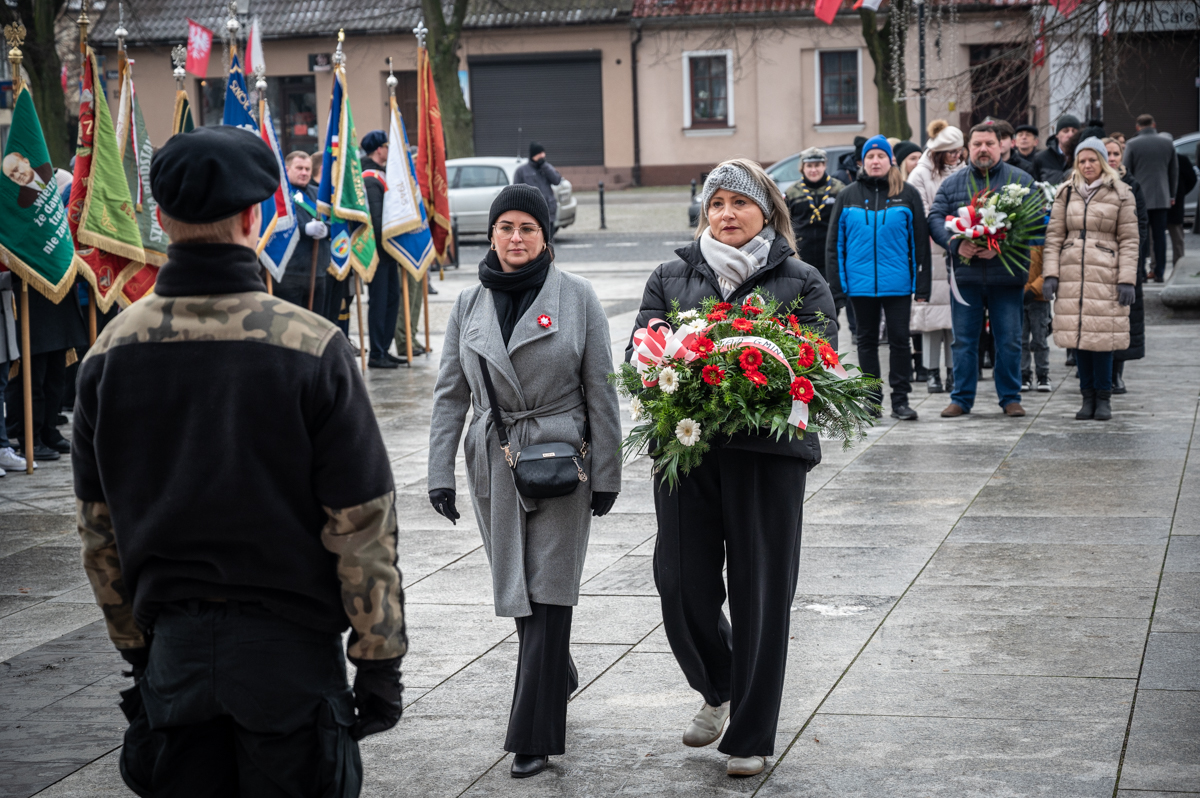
{"left": 699, "top": 163, "right": 773, "bottom": 219}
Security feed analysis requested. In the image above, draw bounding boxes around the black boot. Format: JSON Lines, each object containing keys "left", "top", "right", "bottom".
{"left": 1094, "top": 390, "right": 1112, "bottom": 421}
{"left": 511, "top": 755, "right": 548, "bottom": 778}
{"left": 1112, "top": 361, "right": 1127, "bottom": 395}
{"left": 926, "top": 370, "right": 944, "bottom": 393}
{"left": 1065, "top": 349, "right": 1076, "bottom": 367}
{"left": 1076, "top": 389, "right": 1096, "bottom": 420}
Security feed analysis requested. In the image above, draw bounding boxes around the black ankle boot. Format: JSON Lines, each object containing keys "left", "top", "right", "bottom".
{"left": 1112, "top": 362, "right": 1127, "bottom": 395}
{"left": 1076, "top": 389, "right": 1096, "bottom": 420}
{"left": 927, "top": 371, "right": 944, "bottom": 393}
{"left": 511, "top": 755, "right": 548, "bottom": 778}
{"left": 1094, "top": 390, "right": 1112, "bottom": 421}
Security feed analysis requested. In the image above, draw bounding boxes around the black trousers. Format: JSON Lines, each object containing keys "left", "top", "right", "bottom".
{"left": 5, "top": 349, "right": 66, "bottom": 450}
{"left": 323, "top": 273, "right": 350, "bottom": 335}
{"left": 1148, "top": 208, "right": 1169, "bottom": 280}
{"left": 275, "top": 267, "right": 327, "bottom": 315}
{"left": 366, "top": 263, "right": 400, "bottom": 361}
{"left": 120, "top": 601, "right": 361, "bottom": 798}
{"left": 653, "top": 447, "right": 806, "bottom": 757}
{"left": 505, "top": 602, "right": 577, "bottom": 756}
{"left": 850, "top": 295, "right": 912, "bottom": 407}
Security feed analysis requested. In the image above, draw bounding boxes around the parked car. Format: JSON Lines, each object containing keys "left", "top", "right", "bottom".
{"left": 445, "top": 156, "right": 576, "bottom": 236}
{"left": 1172, "top": 131, "right": 1199, "bottom": 225}
{"left": 687, "top": 145, "right": 858, "bottom": 227}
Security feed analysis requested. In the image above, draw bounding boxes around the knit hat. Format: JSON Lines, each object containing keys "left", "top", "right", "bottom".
{"left": 361, "top": 130, "right": 387, "bottom": 154}
{"left": 1014, "top": 123, "right": 1038, "bottom": 137}
{"left": 529, "top": 141, "right": 545, "bottom": 159}
{"left": 1056, "top": 114, "right": 1081, "bottom": 134}
{"left": 488, "top": 184, "right": 551, "bottom": 240}
{"left": 852, "top": 136, "right": 868, "bottom": 160}
{"left": 860, "top": 134, "right": 894, "bottom": 163}
{"left": 893, "top": 141, "right": 921, "bottom": 164}
{"left": 927, "top": 123, "right": 964, "bottom": 153}
{"left": 799, "top": 147, "right": 827, "bottom": 163}
{"left": 699, "top": 161, "right": 773, "bottom": 219}
{"left": 1074, "top": 136, "right": 1109, "bottom": 164}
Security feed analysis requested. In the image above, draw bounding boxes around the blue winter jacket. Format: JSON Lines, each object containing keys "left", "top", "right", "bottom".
{"left": 928, "top": 161, "right": 1042, "bottom": 287}
{"left": 825, "top": 173, "right": 932, "bottom": 302}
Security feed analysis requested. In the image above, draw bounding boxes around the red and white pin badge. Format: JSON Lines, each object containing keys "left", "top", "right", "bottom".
{"left": 537, "top": 314, "right": 552, "bottom": 328}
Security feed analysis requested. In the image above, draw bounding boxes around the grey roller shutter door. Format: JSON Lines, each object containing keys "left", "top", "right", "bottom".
{"left": 470, "top": 52, "right": 604, "bottom": 166}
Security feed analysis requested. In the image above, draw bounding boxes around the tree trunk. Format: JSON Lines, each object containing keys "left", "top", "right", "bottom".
{"left": 860, "top": 6, "right": 913, "bottom": 141}
{"left": 421, "top": 0, "right": 474, "bottom": 159}
{"left": 2, "top": 0, "right": 71, "bottom": 166}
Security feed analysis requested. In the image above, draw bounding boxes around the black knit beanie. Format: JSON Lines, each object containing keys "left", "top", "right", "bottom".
{"left": 488, "top": 184, "right": 551, "bottom": 240}
{"left": 893, "top": 140, "right": 921, "bottom": 164}
{"left": 529, "top": 141, "right": 545, "bottom": 159}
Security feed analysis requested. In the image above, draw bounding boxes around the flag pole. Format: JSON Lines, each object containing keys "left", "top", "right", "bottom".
{"left": 78, "top": 3, "right": 99, "bottom": 345}
{"left": 423, "top": 274, "right": 431, "bottom": 354}
{"left": 354, "top": 276, "right": 367, "bottom": 373}
{"left": 7, "top": 23, "right": 34, "bottom": 473}
{"left": 253, "top": 66, "right": 274, "bottom": 297}
{"left": 386, "top": 58, "right": 414, "bottom": 366}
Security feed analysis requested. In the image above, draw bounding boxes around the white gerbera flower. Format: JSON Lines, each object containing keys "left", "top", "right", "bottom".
{"left": 629, "top": 395, "right": 644, "bottom": 421}
{"left": 677, "top": 308, "right": 700, "bottom": 322}
{"left": 675, "top": 418, "right": 701, "bottom": 447}
{"left": 658, "top": 366, "right": 680, "bottom": 394}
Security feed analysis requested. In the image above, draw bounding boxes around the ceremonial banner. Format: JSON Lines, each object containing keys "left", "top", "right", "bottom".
{"left": 815, "top": 0, "right": 841, "bottom": 23}
{"left": 186, "top": 19, "right": 213, "bottom": 77}
{"left": 245, "top": 17, "right": 265, "bottom": 76}
{"left": 257, "top": 101, "right": 299, "bottom": 280}
{"left": 0, "top": 85, "right": 81, "bottom": 302}
{"left": 68, "top": 49, "right": 145, "bottom": 313}
{"left": 172, "top": 88, "right": 195, "bottom": 135}
{"left": 415, "top": 46, "right": 450, "bottom": 259}
{"left": 382, "top": 97, "right": 435, "bottom": 280}
{"left": 317, "top": 64, "right": 377, "bottom": 282}
{"left": 115, "top": 64, "right": 167, "bottom": 305}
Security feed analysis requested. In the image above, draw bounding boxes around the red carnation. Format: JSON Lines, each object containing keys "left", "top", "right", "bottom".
{"left": 731, "top": 317, "right": 753, "bottom": 332}
{"left": 713, "top": 302, "right": 732, "bottom": 313}
{"left": 707, "top": 310, "right": 728, "bottom": 323}
{"left": 702, "top": 364, "right": 725, "bottom": 385}
{"left": 819, "top": 344, "right": 839, "bottom": 368}
{"left": 693, "top": 335, "right": 715, "bottom": 356}
{"left": 745, "top": 369, "right": 768, "bottom": 387}
{"left": 738, "top": 348, "right": 763, "bottom": 371}
{"left": 790, "top": 376, "right": 815, "bottom": 403}
{"left": 741, "top": 303, "right": 763, "bottom": 316}
{"left": 797, "top": 342, "right": 815, "bottom": 369}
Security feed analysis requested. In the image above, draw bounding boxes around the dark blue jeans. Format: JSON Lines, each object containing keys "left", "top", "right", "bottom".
{"left": 1076, "top": 350, "right": 1114, "bottom": 392}
{"left": 950, "top": 283, "right": 1023, "bottom": 411}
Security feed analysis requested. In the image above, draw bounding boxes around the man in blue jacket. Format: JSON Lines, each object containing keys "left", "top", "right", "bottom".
{"left": 929, "top": 122, "right": 1042, "bottom": 418}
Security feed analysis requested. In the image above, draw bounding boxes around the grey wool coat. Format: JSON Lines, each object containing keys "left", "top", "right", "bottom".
{"left": 428, "top": 265, "right": 622, "bottom": 618}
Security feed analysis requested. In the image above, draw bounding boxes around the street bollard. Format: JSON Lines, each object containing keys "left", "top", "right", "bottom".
{"left": 598, "top": 181, "right": 607, "bottom": 230}
{"left": 690, "top": 178, "right": 697, "bottom": 199}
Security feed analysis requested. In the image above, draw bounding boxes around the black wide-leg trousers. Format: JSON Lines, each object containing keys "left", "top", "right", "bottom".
{"left": 504, "top": 602, "right": 578, "bottom": 756}
{"left": 653, "top": 446, "right": 806, "bottom": 758}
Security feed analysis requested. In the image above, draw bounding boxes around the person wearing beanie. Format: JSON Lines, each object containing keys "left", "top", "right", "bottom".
{"left": 785, "top": 147, "right": 845, "bottom": 301}
{"left": 513, "top": 141, "right": 563, "bottom": 242}
{"left": 827, "top": 135, "right": 931, "bottom": 421}
{"left": 894, "top": 140, "right": 923, "bottom": 179}
{"left": 357, "top": 130, "right": 406, "bottom": 367}
{"left": 428, "top": 183, "right": 622, "bottom": 780}
{"left": 1034, "top": 114, "right": 1081, "bottom": 184}
{"left": 71, "top": 125, "right": 406, "bottom": 794}
{"left": 832, "top": 135, "right": 869, "bottom": 185}
{"left": 908, "top": 120, "right": 965, "bottom": 393}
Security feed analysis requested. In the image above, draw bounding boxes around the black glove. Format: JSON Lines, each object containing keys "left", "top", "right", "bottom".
{"left": 429, "top": 488, "right": 459, "bottom": 524}
{"left": 1117, "top": 283, "right": 1135, "bottom": 307}
{"left": 1042, "top": 276, "right": 1058, "bottom": 303}
{"left": 349, "top": 657, "right": 403, "bottom": 741}
{"left": 119, "top": 646, "right": 149, "bottom": 681}
{"left": 591, "top": 491, "right": 618, "bottom": 517}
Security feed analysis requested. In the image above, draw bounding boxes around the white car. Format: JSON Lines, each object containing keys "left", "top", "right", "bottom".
{"left": 446, "top": 156, "right": 576, "bottom": 236}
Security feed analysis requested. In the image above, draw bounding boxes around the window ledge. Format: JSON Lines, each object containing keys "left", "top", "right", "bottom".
{"left": 684, "top": 127, "right": 736, "bottom": 137}
{"left": 815, "top": 123, "right": 865, "bottom": 133}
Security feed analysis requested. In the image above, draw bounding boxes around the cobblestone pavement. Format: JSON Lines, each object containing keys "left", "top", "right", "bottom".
{"left": 2, "top": 246, "right": 1198, "bottom": 797}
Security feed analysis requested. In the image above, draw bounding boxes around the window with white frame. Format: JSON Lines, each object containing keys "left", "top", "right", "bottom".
{"left": 683, "top": 50, "right": 734, "bottom": 129}
{"left": 816, "top": 50, "right": 862, "bottom": 126}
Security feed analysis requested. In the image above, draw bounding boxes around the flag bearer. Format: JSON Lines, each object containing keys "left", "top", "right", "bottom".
{"left": 71, "top": 126, "right": 406, "bottom": 797}
{"left": 280, "top": 150, "right": 330, "bottom": 315}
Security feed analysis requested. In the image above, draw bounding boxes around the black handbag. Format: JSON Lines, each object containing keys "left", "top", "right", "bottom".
{"left": 478, "top": 355, "right": 589, "bottom": 499}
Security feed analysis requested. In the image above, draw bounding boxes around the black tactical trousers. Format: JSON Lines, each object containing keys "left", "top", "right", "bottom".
{"left": 5, "top": 349, "right": 66, "bottom": 449}
{"left": 504, "top": 602, "right": 578, "bottom": 756}
{"left": 120, "top": 601, "right": 361, "bottom": 798}
{"left": 653, "top": 447, "right": 806, "bottom": 758}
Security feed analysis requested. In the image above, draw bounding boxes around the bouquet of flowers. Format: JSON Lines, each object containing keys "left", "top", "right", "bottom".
{"left": 944, "top": 179, "right": 1047, "bottom": 273}
{"left": 611, "top": 294, "right": 880, "bottom": 489}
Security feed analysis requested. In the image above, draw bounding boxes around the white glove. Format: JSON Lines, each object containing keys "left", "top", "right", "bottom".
{"left": 305, "top": 220, "right": 329, "bottom": 239}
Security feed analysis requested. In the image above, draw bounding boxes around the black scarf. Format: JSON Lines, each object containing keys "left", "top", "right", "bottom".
{"left": 478, "top": 248, "right": 552, "bottom": 345}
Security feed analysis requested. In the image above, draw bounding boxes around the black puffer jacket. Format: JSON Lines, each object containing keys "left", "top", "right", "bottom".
{"left": 627, "top": 235, "right": 838, "bottom": 465}
{"left": 1115, "top": 173, "right": 1148, "bottom": 362}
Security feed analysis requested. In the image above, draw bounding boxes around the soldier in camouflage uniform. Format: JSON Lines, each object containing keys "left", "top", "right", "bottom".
{"left": 71, "top": 126, "right": 405, "bottom": 798}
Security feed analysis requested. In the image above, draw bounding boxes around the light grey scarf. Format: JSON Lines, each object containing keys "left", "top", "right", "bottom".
{"left": 699, "top": 225, "right": 776, "bottom": 299}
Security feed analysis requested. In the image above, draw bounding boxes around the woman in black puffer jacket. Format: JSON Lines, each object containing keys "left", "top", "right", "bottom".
{"left": 626, "top": 158, "right": 836, "bottom": 779}
{"left": 1103, "top": 137, "right": 1148, "bottom": 393}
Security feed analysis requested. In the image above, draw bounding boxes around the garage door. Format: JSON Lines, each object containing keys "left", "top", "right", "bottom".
{"left": 470, "top": 51, "right": 604, "bottom": 166}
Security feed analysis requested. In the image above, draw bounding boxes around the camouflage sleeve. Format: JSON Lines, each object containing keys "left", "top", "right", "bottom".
{"left": 321, "top": 491, "right": 407, "bottom": 661}
{"left": 76, "top": 500, "right": 145, "bottom": 650}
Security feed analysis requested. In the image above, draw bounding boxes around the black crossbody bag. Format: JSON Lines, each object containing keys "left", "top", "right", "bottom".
{"left": 477, "top": 355, "right": 589, "bottom": 499}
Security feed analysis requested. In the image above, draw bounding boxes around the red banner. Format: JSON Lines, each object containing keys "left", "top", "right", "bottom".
{"left": 1033, "top": 19, "right": 1045, "bottom": 67}
{"left": 416, "top": 47, "right": 451, "bottom": 260}
{"left": 815, "top": 0, "right": 841, "bottom": 24}
{"left": 186, "top": 19, "right": 213, "bottom": 77}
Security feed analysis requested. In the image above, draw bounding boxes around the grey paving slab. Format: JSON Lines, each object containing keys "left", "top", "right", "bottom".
{"left": 796, "top": 545, "right": 936, "bottom": 596}
{"left": 898, "top": 584, "right": 1157, "bottom": 619}
{"left": 0, "top": 547, "right": 89, "bottom": 599}
{"left": 1008, "top": 431, "right": 1191, "bottom": 461}
{"left": 1165, "top": 535, "right": 1200, "bottom": 571}
{"left": 1138, "top": 632, "right": 1200, "bottom": 690}
{"left": 920, "top": 543, "right": 1166, "bottom": 588}
{"left": 579, "top": 555, "right": 657, "bottom": 597}
{"left": 1118, "top": 689, "right": 1200, "bottom": 792}
{"left": 966, "top": 481, "right": 1180, "bottom": 518}
{"left": 801, "top": 487, "right": 970, "bottom": 525}
{"left": 1152, "top": 573, "right": 1200, "bottom": 632}
{"left": 29, "top": 750, "right": 131, "bottom": 797}
{"left": 403, "top": 548, "right": 495, "bottom": 606}
{"left": 947, "top": 515, "right": 1172, "bottom": 545}
{"left": 799, "top": 522, "right": 952, "bottom": 548}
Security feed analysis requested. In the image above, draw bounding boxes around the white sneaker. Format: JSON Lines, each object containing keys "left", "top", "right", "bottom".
{"left": 727, "top": 755, "right": 766, "bottom": 776}
{"left": 682, "top": 701, "right": 730, "bottom": 747}
{"left": 0, "top": 465, "right": 5, "bottom": 477}
{"left": 0, "top": 447, "right": 26, "bottom": 471}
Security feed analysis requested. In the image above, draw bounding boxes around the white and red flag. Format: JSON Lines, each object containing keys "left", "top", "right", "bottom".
{"left": 185, "top": 19, "right": 213, "bottom": 77}
{"left": 245, "top": 17, "right": 265, "bottom": 76}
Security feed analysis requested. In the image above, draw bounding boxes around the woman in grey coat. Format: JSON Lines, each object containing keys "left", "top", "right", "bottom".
{"left": 427, "top": 185, "right": 622, "bottom": 778}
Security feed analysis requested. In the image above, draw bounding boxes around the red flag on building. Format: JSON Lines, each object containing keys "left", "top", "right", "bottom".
{"left": 186, "top": 19, "right": 213, "bottom": 77}
{"left": 416, "top": 45, "right": 451, "bottom": 260}
{"left": 1033, "top": 19, "right": 1046, "bottom": 67}
{"left": 815, "top": 0, "right": 842, "bottom": 24}
{"left": 1049, "top": 0, "right": 1082, "bottom": 17}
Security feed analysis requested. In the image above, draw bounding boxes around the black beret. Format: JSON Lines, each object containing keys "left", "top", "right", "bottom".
{"left": 150, "top": 126, "right": 279, "bottom": 224}
{"left": 488, "top": 184, "right": 551, "bottom": 240}
{"left": 1015, "top": 123, "right": 1039, "bottom": 137}
{"left": 361, "top": 130, "right": 387, "bottom": 154}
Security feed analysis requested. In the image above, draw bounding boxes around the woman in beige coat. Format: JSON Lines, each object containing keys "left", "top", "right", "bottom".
{"left": 1042, "top": 137, "right": 1139, "bottom": 421}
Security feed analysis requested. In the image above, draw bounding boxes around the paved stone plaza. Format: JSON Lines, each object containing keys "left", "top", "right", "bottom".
{"left": 2, "top": 221, "right": 1198, "bottom": 796}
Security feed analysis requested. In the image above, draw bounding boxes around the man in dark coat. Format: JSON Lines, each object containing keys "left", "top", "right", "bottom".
{"left": 1033, "top": 114, "right": 1079, "bottom": 185}
{"left": 1123, "top": 114, "right": 1179, "bottom": 282}
{"left": 276, "top": 151, "right": 330, "bottom": 315}
{"left": 360, "top": 130, "right": 403, "bottom": 368}
{"left": 72, "top": 126, "right": 406, "bottom": 797}
{"left": 992, "top": 119, "right": 1035, "bottom": 176}
{"left": 1014, "top": 124, "right": 1040, "bottom": 165}
{"left": 513, "top": 142, "right": 563, "bottom": 242}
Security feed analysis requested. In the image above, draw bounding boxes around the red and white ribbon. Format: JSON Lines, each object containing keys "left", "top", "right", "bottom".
{"left": 717, "top": 335, "right": 809, "bottom": 430}
{"left": 631, "top": 319, "right": 701, "bottom": 387}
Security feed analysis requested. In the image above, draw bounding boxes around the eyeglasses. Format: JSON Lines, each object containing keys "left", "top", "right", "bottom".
{"left": 494, "top": 223, "right": 542, "bottom": 239}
